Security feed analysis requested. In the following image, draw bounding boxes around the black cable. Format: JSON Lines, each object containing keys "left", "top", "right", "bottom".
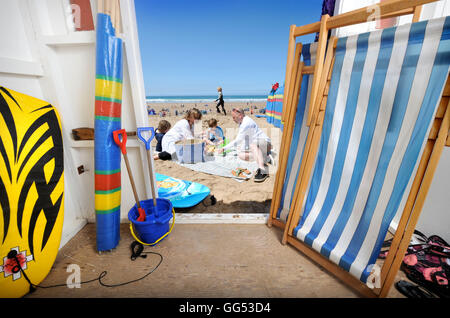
{"left": 7, "top": 243, "right": 163, "bottom": 293}
{"left": 98, "top": 250, "right": 163, "bottom": 288}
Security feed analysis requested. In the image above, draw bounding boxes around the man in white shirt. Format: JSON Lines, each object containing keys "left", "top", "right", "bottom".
{"left": 219, "top": 108, "right": 272, "bottom": 182}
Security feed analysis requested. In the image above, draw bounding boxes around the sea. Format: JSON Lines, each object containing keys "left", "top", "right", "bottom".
{"left": 146, "top": 95, "right": 267, "bottom": 104}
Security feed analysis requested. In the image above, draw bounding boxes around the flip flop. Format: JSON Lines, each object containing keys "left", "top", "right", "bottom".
{"left": 395, "top": 280, "right": 438, "bottom": 298}
{"left": 231, "top": 168, "right": 252, "bottom": 179}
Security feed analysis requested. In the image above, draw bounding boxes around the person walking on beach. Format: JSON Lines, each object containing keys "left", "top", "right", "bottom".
{"left": 215, "top": 87, "right": 226, "bottom": 115}
{"left": 218, "top": 108, "right": 272, "bottom": 182}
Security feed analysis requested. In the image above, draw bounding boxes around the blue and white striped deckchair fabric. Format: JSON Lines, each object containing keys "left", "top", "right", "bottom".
{"left": 292, "top": 16, "right": 450, "bottom": 283}
{"left": 276, "top": 42, "right": 318, "bottom": 223}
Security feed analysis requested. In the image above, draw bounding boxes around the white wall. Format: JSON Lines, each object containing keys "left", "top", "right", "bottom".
{"left": 334, "top": 0, "right": 450, "bottom": 242}
{"left": 0, "top": 0, "right": 154, "bottom": 248}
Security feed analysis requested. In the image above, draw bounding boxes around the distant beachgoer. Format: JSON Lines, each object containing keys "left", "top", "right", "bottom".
{"left": 218, "top": 108, "right": 272, "bottom": 182}
{"left": 204, "top": 118, "right": 224, "bottom": 146}
{"left": 215, "top": 87, "right": 226, "bottom": 115}
{"left": 155, "top": 120, "right": 171, "bottom": 152}
{"left": 154, "top": 108, "right": 202, "bottom": 161}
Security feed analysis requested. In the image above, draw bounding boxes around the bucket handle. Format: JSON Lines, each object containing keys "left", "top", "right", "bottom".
{"left": 129, "top": 208, "right": 175, "bottom": 246}
{"left": 137, "top": 127, "right": 155, "bottom": 151}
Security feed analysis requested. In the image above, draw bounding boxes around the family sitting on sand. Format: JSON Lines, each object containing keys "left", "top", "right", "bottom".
{"left": 154, "top": 107, "right": 271, "bottom": 182}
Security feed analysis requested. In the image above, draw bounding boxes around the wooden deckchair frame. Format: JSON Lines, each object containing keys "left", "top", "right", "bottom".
{"left": 268, "top": 41, "right": 306, "bottom": 229}
{"left": 268, "top": 0, "right": 431, "bottom": 230}
{"left": 269, "top": 0, "right": 448, "bottom": 297}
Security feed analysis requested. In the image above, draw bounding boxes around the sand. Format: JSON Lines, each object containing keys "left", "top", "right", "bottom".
{"left": 146, "top": 101, "right": 281, "bottom": 214}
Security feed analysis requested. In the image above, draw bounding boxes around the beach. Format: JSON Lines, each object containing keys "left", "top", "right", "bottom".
{"left": 146, "top": 101, "right": 281, "bottom": 214}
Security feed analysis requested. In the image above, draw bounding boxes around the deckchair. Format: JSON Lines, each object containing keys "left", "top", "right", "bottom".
{"left": 268, "top": 41, "right": 322, "bottom": 227}
{"left": 281, "top": 5, "right": 450, "bottom": 298}
{"left": 272, "top": 0, "right": 448, "bottom": 297}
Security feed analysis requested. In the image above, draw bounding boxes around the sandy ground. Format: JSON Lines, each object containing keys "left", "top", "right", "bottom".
{"left": 146, "top": 101, "right": 281, "bottom": 214}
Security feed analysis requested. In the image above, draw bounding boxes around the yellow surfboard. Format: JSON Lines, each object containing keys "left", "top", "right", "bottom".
{"left": 0, "top": 87, "right": 64, "bottom": 298}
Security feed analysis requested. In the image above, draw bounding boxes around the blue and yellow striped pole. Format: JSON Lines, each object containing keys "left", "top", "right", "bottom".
{"left": 94, "top": 4, "right": 123, "bottom": 252}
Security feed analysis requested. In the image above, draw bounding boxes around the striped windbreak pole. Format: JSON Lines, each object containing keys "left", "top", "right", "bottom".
{"left": 94, "top": 11, "right": 123, "bottom": 252}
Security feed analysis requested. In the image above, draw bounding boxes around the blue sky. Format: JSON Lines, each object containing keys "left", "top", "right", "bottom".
{"left": 135, "top": 0, "right": 323, "bottom": 96}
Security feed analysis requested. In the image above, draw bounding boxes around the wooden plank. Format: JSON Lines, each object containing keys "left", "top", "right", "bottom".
{"left": 284, "top": 43, "right": 303, "bottom": 124}
{"left": 302, "top": 65, "right": 314, "bottom": 74}
{"left": 271, "top": 218, "right": 286, "bottom": 230}
{"left": 323, "top": 82, "right": 330, "bottom": 96}
{"left": 291, "top": 6, "right": 415, "bottom": 39}
{"left": 412, "top": 5, "right": 423, "bottom": 22}
{"left": 436, "top": 97, "right": 449, "bottom": 118}
{"left": 316, "top": 110, "right": 325, "bottom": 126}
{"left": 428, "top": 118, "right": 442, "bottom": 141}
{"left": 443, "top": 78, "right": 450, "bottom": 96}
{"left": 306, "top": 14, "right": 329, "bottom": 127}
{"left": 320, "top": 95, "right": 328, "bottom": 111}
{"left": 311, "top": 37, "right": 337, "bottom": 124}
{"left": 293, "top": 22, "right": 321, "bottom": 37}
{"left": 281, "top": 25, "right": 297, "bottom": 124}
{"left": 380, "top": 7, "right": 414, "bottom": 20}
{"left": 380, "top": 100, "right": 450, "bottom": 297}
{"left": 328, "top": 57, "right": 335, "bottom": 81}
{"left": 287, "top": 236, "right": 377, "bottom": 298}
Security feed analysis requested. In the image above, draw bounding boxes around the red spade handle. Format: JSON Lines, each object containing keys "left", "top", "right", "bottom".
{"left": 113, "top": 129, "right": 127, "bottom": 155}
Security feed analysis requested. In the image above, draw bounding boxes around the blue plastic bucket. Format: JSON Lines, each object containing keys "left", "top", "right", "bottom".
{"left": 128, "top": 198, "right": 174, "bottom": 245}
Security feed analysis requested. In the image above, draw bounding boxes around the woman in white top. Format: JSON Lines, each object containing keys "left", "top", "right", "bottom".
{"left": 154, "top": 108, "right": 202, "bottom": 161}
{"left": 219, "top": 108, "right": 272, "bottom": 182}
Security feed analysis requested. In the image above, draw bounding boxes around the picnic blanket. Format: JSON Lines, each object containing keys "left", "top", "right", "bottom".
{"left": 176, "top": 151, "right": 259, "bottom": 182}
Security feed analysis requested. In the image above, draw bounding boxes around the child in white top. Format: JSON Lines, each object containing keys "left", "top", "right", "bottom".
{"left": 154, "top": 108, "right": 202, "bottom": 161}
